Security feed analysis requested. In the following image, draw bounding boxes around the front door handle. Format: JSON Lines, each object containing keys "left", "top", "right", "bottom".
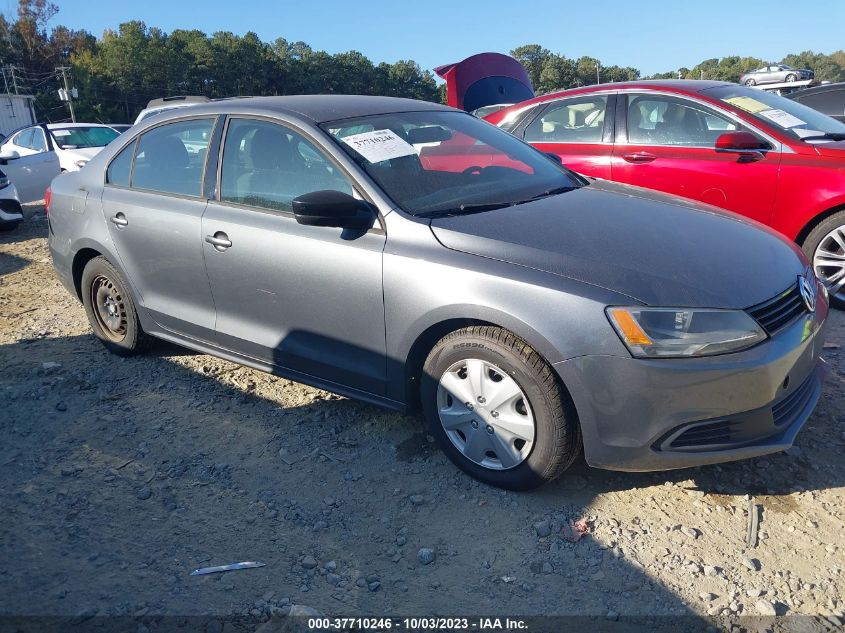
{"left": 110, "top": 213, "right": 128, "bottom": 227}
{"left": 205, "top": 232, "right": 232, "bottom": 250}
{"left": 622, "top": 152, "right": 657, "bottom": 164}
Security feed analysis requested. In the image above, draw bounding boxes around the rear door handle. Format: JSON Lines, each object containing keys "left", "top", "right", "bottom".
{"left": 205, "top": 233, "right": 232, "bottom": 249}
{"left": 110, "top": 213, "right": 128, "bottom": 227}
{"left": 622, "top": 152, "right": 657, "bottom": 164}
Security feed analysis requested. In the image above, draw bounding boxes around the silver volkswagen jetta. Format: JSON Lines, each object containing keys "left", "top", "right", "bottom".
{"left": 48, "top": 96, "right": 829, "bottom": 490}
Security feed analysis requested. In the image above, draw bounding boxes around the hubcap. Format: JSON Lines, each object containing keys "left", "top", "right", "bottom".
{"left": 813, "top": 225, "right": 845, "bottom": 301}
{"left": 436, "top": 359, "right": 535, "bottom": 470}
{"left": 90, "top": 274, "right": 128, "bottom": 342}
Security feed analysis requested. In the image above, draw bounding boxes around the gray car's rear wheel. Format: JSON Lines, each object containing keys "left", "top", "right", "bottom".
{"left": 421, "top": 326, "right": 580, "bottom": 490}
{"left": 803, "top": 210, "right": 845, "bottom": 309}
{"left": 81, "top": 256, "right": 151, "bottom": 356}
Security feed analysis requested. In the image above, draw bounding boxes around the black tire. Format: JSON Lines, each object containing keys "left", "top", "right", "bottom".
{"left": 785, "top": 74, "right": 797, "bottom": 82}
{"left": 421, "top": 326, "right": 581, "bottom": 490}
{"left": 802, "top": 210, "right": 845, "bottom": 310}
{"left": 745, "top": 78, "right": 756, "bottom": 86}
{"left": 0, "top": 221, "right": 20, "bottom": 232}
{"left": 81, "top": 256, "right": 151, "bottom": 356}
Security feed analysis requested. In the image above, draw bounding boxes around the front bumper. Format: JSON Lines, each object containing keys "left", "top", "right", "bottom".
{"left": 555, "top": 302, "right": 829, "bottom": 471}
{"left": 0, "top": 198, "right": 23, "bottom": 225}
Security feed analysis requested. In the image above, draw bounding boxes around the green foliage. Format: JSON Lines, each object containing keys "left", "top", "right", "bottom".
{"left": 0, "top": 0, "right": 440, "bottom": 123}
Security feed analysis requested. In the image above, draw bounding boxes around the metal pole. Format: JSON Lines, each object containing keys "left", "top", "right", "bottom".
{"left": 58, "top": 66, "right": 76, "bottom": 122}
{"left": 10, "top": 66, "right": 18, "bottom": 95}
{"left": 596, "top": 63, "right": 600, "bottom": 84}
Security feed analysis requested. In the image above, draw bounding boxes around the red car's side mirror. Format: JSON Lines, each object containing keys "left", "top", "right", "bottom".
{"left": 715, "top": 131, "right": 764, "bottom": 150}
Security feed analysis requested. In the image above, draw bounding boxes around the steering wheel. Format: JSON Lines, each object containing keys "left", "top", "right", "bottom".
{"left": 462, "top": 165, "right": 485, "bottom": 176}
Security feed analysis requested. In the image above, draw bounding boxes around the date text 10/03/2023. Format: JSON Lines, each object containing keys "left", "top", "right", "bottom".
{"left": 307, "top": 617, "right": 529, "bottom": 630}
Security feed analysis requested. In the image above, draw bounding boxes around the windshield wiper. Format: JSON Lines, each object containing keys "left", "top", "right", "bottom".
{"left": 799, "top": 132, "right": 845, "bottom": 142}
{"left": 422, "top": 201, "right": 515, "bottom": 218}
{"left": 528, "top": 185, "right": 578, "bottom": 200}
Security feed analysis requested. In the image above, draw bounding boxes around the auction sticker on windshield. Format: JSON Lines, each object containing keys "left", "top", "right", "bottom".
{"left": 341, "top": 129, "right": 416, "bottom": 163}
{"left": 758, "top": 109, "right": 805, "bottom": 128}
{"left": 724, "top": 96, "right": 769, "bottom": 113}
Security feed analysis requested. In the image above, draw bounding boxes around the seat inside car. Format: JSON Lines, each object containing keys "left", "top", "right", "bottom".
{"left": 133, "top": 134, "right": 197, "bottom": 195}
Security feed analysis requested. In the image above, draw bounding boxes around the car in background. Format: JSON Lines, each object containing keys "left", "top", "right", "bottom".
{"left": 109, "top": 124, "right": 133, "bottom": 134}
{"left": 788, "top": 82, "right": 845, "bottom": 123}
{"left": 740, "top": 65, "right": 814, "bottom": 86}
{"left": 485, "top": 81, "right": 845, "bottom": 307}
{"left": 133, "top": 95, "right": 209, "bottom": 124}
{"left": 0, "top": 169, "right": 25, "bottom": 231}
{"left": 0, "top": 130, "right": 59, "bottom": 204}
{"left": 1, "top": 123, "right": 120, "bottom": 172}
{"left": 47, "top": 96, "right": 828, "bottom": 489}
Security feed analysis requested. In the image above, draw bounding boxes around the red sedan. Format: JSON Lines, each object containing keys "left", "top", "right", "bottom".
{"left": 485, "top": 81, "right": 845, "bottom": 307}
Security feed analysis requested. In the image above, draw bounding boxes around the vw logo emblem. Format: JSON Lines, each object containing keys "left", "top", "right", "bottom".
{"left": 798, "top": 274, "right": 816, "bottom": 313}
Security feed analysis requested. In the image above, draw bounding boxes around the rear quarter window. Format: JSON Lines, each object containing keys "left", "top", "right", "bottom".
{"left": 107, "top": 140, "right": 135, "bottom": 187}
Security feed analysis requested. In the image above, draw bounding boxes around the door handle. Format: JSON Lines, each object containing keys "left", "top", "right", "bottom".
{"left": 205, "top": 233, "right": 232, "bottom": 249}
{"left": 110, "top": 213, "right": 128, "bottom": 227}
{"left": 622, "top": 152, "right": 657, "bottom": 164}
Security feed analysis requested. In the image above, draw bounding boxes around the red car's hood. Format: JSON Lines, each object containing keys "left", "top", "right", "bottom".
{"left": 434, "top": 53, "right": 534, "bottom": 113}
{"left": 813, "top": 140, "right": 845, "bottom": 157}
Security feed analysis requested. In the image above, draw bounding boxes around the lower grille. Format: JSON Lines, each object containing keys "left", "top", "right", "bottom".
{"left": 668, "top": 420, "right": 738, "bottom": 449}
{"left": 747, "top": 283, "right": 807, "bottom": 335}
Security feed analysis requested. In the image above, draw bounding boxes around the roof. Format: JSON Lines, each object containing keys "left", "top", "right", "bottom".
{"left": 787, "top": 82, "right": 845, "bottom": 97}
{"left": 166, "top": 95, "right": 453, "bottom": 124}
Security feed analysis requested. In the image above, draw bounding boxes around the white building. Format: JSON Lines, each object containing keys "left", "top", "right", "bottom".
{"left": 0, "top": 94, "right": 36, "bottom": 137}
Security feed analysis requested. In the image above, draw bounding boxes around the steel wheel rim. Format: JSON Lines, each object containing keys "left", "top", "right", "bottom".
{"left": 90, "top": 274, "right": 128, "bottom": 342}
{"left": 813, "top": 225, "right": 845, "bottom": 300}
{"left": 436, "top": 358, "right": 535, "bottom": 470}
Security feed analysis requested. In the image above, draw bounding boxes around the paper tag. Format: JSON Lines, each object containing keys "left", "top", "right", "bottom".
{"left": 52, "top": 129, "right": 72, "bottom": 137}
{"left": 341, "top": 129, "right": 416, "bottom": 163}
{"left": 758, "top": 109, "right": 805, "bottom": 128}
{"left": 724, "top": 96, "right": 769, "bottom": 114}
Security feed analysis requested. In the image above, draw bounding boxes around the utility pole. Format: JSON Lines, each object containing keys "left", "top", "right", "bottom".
{"left": 9, "top": 66, "right": 18, "bottom": 94}
{"left": 57, "top": 66, "right": 76, "bottom": 122}
{"left": 596, "top": 62, "right": 601, "bottom": 84}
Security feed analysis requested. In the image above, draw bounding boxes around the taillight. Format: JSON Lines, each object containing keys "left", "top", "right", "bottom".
{"left": 44, "top": 187, "right": 51, "bottom": 216}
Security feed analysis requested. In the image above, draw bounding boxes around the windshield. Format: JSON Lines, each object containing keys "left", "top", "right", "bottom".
{"left": 51, "top": 126, "right": 120, "bottom": 149}
{"left": 704, "top": 85, "right": 845, "bottom": 141}
{"left": 320, "top": 111, "right": 584, "bottom": 216}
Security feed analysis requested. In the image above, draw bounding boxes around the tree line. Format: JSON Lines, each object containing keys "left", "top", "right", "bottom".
{"left": 1, "top": 0, "right": 844, "bottom": 125}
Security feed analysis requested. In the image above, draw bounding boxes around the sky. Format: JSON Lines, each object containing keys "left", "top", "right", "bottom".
{"left": 8, "top": 0, "right": 845, "bottom": 77}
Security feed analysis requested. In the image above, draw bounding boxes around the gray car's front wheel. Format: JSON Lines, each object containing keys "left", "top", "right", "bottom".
{"left": 81, "top": 256, "right": 151, "bottom": 356}
{"left": 421, "top": 326, "right": 581, "bottom": 490}
{"left": 745, "top": 78, "right": 756, "bottom": 86}
{"left": 803, "top": 210, "right": 845, "bottom": 309}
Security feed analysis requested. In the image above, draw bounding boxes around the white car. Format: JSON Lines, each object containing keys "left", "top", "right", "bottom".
{"left": 0, "top": 131, "right": 59, "bottom": 206}
{"left": 0, "top": 170, "right": 24, "bottom": 231}
{"left": 1, "top": 123, "right": 120, "bottom": 172}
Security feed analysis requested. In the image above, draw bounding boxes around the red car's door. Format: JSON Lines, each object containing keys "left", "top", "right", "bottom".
{"left": 521, "top": 93, "right": 614, "bottom": 179}
{"left": 611, "top": 93, "right": 780, "bottom": 224}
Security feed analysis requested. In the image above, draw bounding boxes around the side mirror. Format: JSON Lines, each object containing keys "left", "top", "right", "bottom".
{"left": 292, "top": 190, "right": 374, "bottom": 229}
{"left": 0, "top": 148, "right": 20, "bottom": 162}
{"left": 715, "top": 131, "right": 766, "bottom": 163}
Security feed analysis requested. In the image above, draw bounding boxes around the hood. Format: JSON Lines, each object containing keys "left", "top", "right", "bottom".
{"left": 429, "top": 180, "right": 806, "bottom": 308}
{"left": 434, "top": 53, "right": 534, "bottom": 113}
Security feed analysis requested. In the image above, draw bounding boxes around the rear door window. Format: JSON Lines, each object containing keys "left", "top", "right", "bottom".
{"left": 130, "top": 118, "right": 214, "bottom": 196}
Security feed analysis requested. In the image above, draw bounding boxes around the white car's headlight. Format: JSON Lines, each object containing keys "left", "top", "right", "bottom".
{"left": 74, "top": 159, "right": 88, "bottom": 168}
{"left": 607, "top": 307, "right": 767, "bottom": 358}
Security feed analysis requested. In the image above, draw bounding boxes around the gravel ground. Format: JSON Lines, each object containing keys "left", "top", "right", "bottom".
{"left": 1, "top": 205, "right": 844, "bottom": 627}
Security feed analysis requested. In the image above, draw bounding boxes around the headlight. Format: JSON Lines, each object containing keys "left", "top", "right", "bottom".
{"left": 0, "top": 176, "right": 8, "bottom": 189}
{"left": 74, "top": 159, "right": 88, "bottom": 168}
{"left": 606, "top": 307, "right": 767, "bottom": 358}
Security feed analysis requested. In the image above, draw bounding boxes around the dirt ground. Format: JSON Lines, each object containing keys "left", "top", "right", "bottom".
{"left": 1, "top": 205, "right": 844, "bottom": 627}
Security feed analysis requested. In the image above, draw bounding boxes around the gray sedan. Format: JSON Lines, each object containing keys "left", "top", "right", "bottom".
{"left": 47, "top": 96, "right": 829, "bottom": 489}
{"left": 740, "top": 64, "right": 814, "bottom": 86}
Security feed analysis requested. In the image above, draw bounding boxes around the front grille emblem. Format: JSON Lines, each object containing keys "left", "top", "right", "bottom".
{"left": 798, "top": 274, "right": 816, "bottom": 313}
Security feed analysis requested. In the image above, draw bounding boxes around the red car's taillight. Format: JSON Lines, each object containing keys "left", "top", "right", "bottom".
{"left": 44, "top": 187, "right": 51, "bottom": 216}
